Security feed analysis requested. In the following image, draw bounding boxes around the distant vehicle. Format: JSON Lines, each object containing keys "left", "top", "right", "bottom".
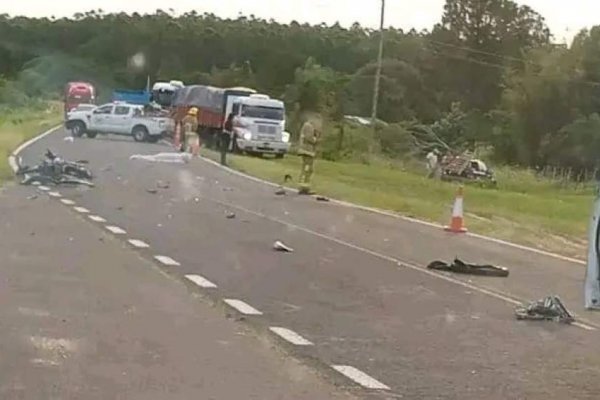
{"left": 64, "top": 82, "right": 96, "bottom": 118}
{"left": 152, "top": 81, "right": 184, "bottom": 108}
{"left": 440, "top": 153, "right": 497, "bottom": 187}
{"left": 112, "top": 89, "right": 151, "bottom": 106}
{"left": 230, "top": 94, "right": 290, "bottom": 157}
{"left": 65, "top": 102, "right": 171, "bottom": 142}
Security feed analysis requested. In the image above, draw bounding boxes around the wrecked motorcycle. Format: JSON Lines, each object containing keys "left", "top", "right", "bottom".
{"left": 17, "top": 149, "right": 94, "bottom": 187}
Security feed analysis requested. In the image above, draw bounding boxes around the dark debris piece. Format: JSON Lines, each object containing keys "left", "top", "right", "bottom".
{"left": 427, "top": 258, "right": 509, "bottom": 277}
{"left": 275, "top": 188, "right": 286, "bottom": 196}
{"left": 146, "top": 188, "right": 158, "bottom": 194}
{"left": 316, "top": 196, "right": 330, "bottom": 202}
{"left": 515, "top": 296, "right": 575, "bottom": 324}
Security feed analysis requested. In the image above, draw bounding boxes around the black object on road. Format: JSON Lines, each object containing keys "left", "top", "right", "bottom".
{"left": 275, "top": 188, "right": 286, "bottom": 196}
{"left": 427, "top": 258, "right": 509, "bottom": 277}
{"left": 316, "top": 196, "right": 330, "bottom": 202}
{"left": 17, "top": 149, "right": 94, "bottom": 187}
{"left": 226, "top": 212, "right": 236, "bottom": 219}
{"left": 515, "top": 295, "right": 575, "bottom": 324}
{"left": 146, "top": 188, "right": 158, "bottom": 194}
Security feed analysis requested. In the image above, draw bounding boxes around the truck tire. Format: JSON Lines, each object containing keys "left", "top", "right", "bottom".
{"left": 71, "top": 121, "right": 86, "bottom": 137}
{"left": 86, "top": 131, "right": 98, "bottom": 138}
{"left": 133, "top": 126, "right": 149, "bottom": 142}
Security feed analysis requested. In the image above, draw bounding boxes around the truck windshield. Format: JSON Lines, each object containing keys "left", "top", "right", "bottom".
{"left": 241, "top": 105, "right": 284, "bottom": 121}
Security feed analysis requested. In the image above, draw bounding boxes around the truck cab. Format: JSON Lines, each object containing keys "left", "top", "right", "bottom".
{"left": 231, "top": 94, "right": 290, "bottom": 157}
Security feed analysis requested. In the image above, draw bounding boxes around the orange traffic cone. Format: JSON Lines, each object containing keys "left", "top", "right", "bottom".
{"left": 445, "top": 186, "right": 467, "bottom": 233}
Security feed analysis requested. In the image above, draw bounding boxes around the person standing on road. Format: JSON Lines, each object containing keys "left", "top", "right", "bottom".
{"left": 220, "top": 113, "right": 234, "bottom": 166}
{"left": 182, "top": 107, "right": 199, "bottom": 154}
{"left": 297, "top": 117, "right": 322, "bottom": 195}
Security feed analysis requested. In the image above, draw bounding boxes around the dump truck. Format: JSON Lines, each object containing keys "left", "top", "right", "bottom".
{"left": 171, "top": 85, "right": 290, "bottom": 156}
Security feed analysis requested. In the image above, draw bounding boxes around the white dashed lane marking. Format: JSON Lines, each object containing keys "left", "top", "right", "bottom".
{"left": 105, "top": 226, "right": 126, "bottom": 235}
{"left": 48, "top": 191, "right": 61, "bottom": 198}
{"left": 185, "top": 274, "right": 218, "bottom": 288}
{"left": 74, "top": 207, "right": 90, "bottom": 214}
{"left": 38, "top": 186, "right": 50, "bottom": 191}
{"left": 88, "top": 215, "right": 106, "bottom": 223}
{"left": 128, "top": 239, "right": 150, "bottom": 249}
{"left": 269, "top": 327, "right": 313, "bottom": 346}
{"left": 154, "top": 255, "right": 181, "bottom": 267}
{"left": 60, "top": 199, "right": 75, "bottom": 205}
{"left": 223, "top": 299, "right": 263, "bottom": 315}
{"left": 331, "top": 365, "right": 390, "bottom": 390}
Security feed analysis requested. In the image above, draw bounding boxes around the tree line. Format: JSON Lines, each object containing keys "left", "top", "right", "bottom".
{"left": 2, "top": 0, "right": 600, "bottom": 171}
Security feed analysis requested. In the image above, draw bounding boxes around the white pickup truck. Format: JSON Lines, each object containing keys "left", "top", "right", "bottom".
{"left": 65, "top": 102, "right": 171, "bottom": 142}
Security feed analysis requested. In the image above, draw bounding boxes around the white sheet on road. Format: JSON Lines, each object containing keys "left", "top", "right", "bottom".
{"left": 130, "top": 152, "right": 192, "bottom": 164}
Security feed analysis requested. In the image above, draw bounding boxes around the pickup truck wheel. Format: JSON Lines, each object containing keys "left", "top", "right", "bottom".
{"left": 133, "top": 126, "right": 149, "bottom": 142}
{"left": 86, "top": 131, "right": 98, "bottom": 139}
{"left": 71, "top": 122, "right": 85, "bottom": 137}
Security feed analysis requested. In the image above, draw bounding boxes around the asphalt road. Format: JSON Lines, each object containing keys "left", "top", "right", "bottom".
{"left": 12, "top": 127, "right": 600, "bottom": 399}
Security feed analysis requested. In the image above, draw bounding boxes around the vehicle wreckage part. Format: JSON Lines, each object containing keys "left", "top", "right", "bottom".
{"left": 427, "top": 258, "right": 509, "bottom": 277}
{"left": 515, "top": 296, "right": 575, "bottom": 324}
{"left": 585, "top": 190, "right": 600, "bottom": 309}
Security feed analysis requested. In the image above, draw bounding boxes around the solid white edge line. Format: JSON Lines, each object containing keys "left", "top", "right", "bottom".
{"left": 209, "top": 198, "right": 598, "bottom": 332}
{"left": 8, "top": 125, "right": 62, "bottom": 173}
{"left": 60, "top": 199, "right": 75, "bottom": 205}
{"left": 185, "top": 274, "right": 218, "bottom": 288}
{"left": 128, "top": 239, "right": 150, "bottom": 249}
{"left": 88, "top": 215, "right": 106, "bottom": 223}
{"left": 223, "top": 299, "right": 263, "bottom": 315}
{"left": 105, "top": 225, "right": 126, "bottom": 235}
{"left": 74, "top": 207, "right": 90, "bottom": 214}
{"left": 269, "top": 327, "right": 313, "bottom": 346}
{"left": 153, "top": 255, "right": 181, "bottom": 266}
{"left": 198, "top": 155, "right": 585, "bottom": 266}
{"left": 331, "top": 365, "right": 390, "bottom": 390}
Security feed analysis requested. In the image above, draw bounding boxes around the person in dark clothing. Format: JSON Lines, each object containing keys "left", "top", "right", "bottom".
{"left": 220, "top": 113, "right": 234, "bottom": 166}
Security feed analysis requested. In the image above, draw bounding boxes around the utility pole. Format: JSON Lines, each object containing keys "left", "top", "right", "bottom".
{"left": 370, "top": 0, "right": 385, "bottom": 155}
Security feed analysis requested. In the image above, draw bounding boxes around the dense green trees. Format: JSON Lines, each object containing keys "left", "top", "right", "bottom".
{"left": 2, "top": 0, "right": 600, "bottom": 169}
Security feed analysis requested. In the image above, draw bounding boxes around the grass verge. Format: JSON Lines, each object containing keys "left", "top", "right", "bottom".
{"left": 202, "top": 149, "right": 592, "bottom": 259}
{"left": 0, "top": 103, "right": 62, "bottom": 182}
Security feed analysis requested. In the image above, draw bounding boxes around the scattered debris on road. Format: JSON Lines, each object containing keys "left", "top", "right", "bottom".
{"left": 515, "top": 295, "right": 575, "bottom": 324}
{"left": 17, "top": 149, "right": 94, "bottom": 187}
{"left": 156, "top": 180, "right": 171, "bottom": 189}
{"left": 427, "top": 258, "right": 509, "bottom": 277}
{"left": 275, "top": 187, "right": 286, "bottom": 196}
{"left": 63, "top": 136, "right": 74, "bottom": 143}
{"left": 146, "top": 188, "right": 158, "bottom": 194}
{"left": 274, "top": 240, "right": 294, "bottom": 252}
{"left": 27, "top": 195, "right": 38, "bottom": 200}
{"left": 316, "top": 195, "right": 330, "bottom": 202}
{"left": 226, "top": 212, "right": 236, "bottom": 219}
{"left": 223, "top": 187, "right": 234, "bottom": 192}
{"left": 130, "top": 152, "right": 191, "bottom": 164}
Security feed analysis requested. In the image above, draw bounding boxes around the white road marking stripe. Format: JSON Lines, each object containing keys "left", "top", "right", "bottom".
{"left": 32, "top": 181, "right": 40, "bottom": 186}
{"left": 185, "top": 274, "right": 218, "bottom": 288}
{"left": 105, "top": 226, "right": 126, "bottom": 235}
{"left": 269, "top": 327, "right": 313, "bottom": 346}
{"left": 88, "top": 215, "right": 106, "bottom": 223}
{"left": 38, "top": 186, "right": 50, "bottom": 191}
{"left": 223, "top": 299, "right": 263, "bottom": 315}
{"left": 128, "top": 239, "right": 150, "bottom": 249}
{"left": 206, "top": 197, "right": 598, "bottom": 332}
{"left": 332, "top": 365, "right": 390, "bottom": 390}
{"left": 154, "top": 255, "right": 181, "bottom": 266}
{"left": 60, "top": 199, "right": 75, "bottom": 205}
{"left": 74, "top": 207, "right": 90, "bottom": 214}
{"left": 48, "top": 191, "right": 61, "bottom": 198}
{"left": 8, "top": 125, "right": 62, "bottom": 173}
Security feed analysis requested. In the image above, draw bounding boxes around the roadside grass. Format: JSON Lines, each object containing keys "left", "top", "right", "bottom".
{"left": 201, "top": 149, "right": 592, "bottom": 259}
{"left": 0, "top": 103, "right": 62, "bottom": 182}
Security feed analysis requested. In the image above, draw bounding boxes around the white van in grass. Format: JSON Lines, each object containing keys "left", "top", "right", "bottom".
{"left": 231, "top": 94, "right": 290, "bottom": 158}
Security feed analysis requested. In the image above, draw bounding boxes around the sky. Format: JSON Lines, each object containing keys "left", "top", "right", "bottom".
{"left": 1, "top": 0, "right": 597, "bottom": 44}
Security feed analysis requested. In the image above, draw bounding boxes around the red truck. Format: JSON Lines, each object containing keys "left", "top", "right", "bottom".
{"left": 64, "top": 82, "right": 96, "bottom": 117}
